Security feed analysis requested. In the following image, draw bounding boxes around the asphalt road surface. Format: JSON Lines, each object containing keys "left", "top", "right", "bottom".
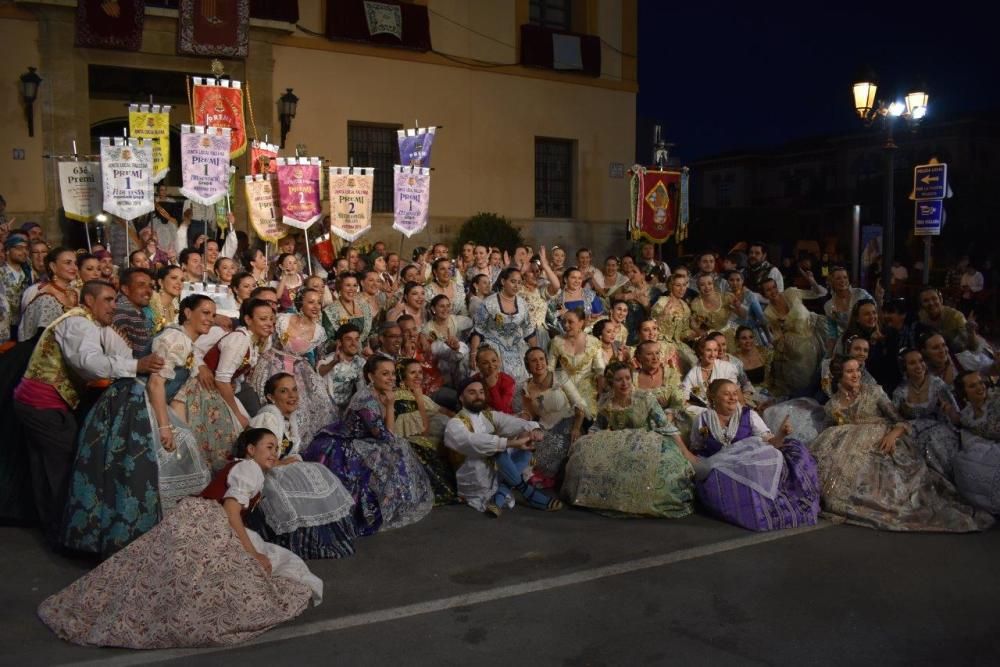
{"left": 3, "top": 505, "right": 999, "bottom": 666}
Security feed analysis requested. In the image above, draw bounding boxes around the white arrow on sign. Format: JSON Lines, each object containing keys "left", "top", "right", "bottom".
{"left": 920, "top": 175, "right": 939, "bottom": 184}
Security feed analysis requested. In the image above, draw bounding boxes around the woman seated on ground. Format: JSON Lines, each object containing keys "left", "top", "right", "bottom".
{"left": 689, "top": 273, "right": 736, "bottom": 347}
{"left": 689, "top": 379, "right": 820, "bottom": 532}
{"left": 893, "top": 348, "right": 960, "bottom": 478}
{"left": 951, "top": 371, "right": 1000, "bottom": 515}
{"left": 562, "top": 362, "right": 696, "bottom": 518}
{"left": 650, "top": 274, "right": 698, "bottom": 372}
{"left": 807, "top": 356, "right": 991, "bottom": 532}
{"left": 39, "top": 428, "right": 322, "bottom": 649}
{"left": 682, "top": 335, "right": 745, "bottom": 415}
{"left": 631, "top": 340, "right": 688, "bottom": 431}
{"left": 304, "top": 356, "right": 433, "bottom": 536}
{"left": 247, "top": 373, "right": 356, "bottom": 559}
{"left": 472, "top": 345, "right": 517, "bottom": 414}
{"left": 517, "top": 347, "right": 589, "bottom": 488}
{"left": 761, "top": 274, "right": 827, "bottom": 398}
{"left": 820, "top": 334, "right": 876, "bottom": 399}
{"left": 920, "top": 331, "right": 960, "bottom": 387}
{"left": 392, "top": 359, "right": 458, "bottom": 506}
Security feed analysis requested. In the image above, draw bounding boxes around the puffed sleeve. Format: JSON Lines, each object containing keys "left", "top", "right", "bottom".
{"left": 747, "top": 409, "right": 774, "bottom": 439}
{"left": 874, "top": 385, "right": 906, "bottom": 426}
{"left": 151, "top": 328, "right": 192, "bottom": 380}
{"left": 645, "top": 392, "right": 680, "bottom": 436}
{"left": 224, "top": 460, "right": 265, "bottom": 508}
{"left": 215, "top": 331, "right": 251, "bottom": 383}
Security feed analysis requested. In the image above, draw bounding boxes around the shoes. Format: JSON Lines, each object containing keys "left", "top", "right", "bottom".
{"left": 484, "top": 502, "right": 502, "bottom": 518}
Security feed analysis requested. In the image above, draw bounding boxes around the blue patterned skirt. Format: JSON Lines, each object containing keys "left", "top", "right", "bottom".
{"left": 61, "top": 379, "right": 160, "bottom": 557}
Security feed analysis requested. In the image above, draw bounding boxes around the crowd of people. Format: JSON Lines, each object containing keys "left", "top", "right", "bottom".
{"left": 1, "top": 212, "right": 999, "bottom": 649}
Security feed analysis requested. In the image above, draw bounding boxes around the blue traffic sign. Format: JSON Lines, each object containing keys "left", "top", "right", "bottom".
{"left": 914, "top": 200, "right": 943, "bottom": 236}
{"left": 914, "top": 163, "right": 948, "bottom": 200}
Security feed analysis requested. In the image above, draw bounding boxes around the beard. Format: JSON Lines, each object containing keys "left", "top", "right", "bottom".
{"left": 462, "top": 398, "right": 487, "bottom": 413}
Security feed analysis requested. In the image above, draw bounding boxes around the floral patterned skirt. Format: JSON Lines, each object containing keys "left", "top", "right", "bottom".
{"left": 563, "top": 428, "right": 695, "bottom": 518}
{"left": 60, "top": 379, "right": 160, "bottom": 557}
{"left": 39, "top": 497, "right": 317, "bottom": 648}
{"left": 171, "top": 376, "right": 242, "bottom": 473}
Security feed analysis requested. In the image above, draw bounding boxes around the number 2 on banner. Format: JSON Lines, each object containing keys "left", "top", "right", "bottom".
{"left": 348, "top": 202, "right": 355, "bottom": 214}
{"left": 299, "top": 192, "right": 306, "bottom": 205}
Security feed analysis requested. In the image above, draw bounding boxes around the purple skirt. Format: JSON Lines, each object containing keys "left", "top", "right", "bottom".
{"left": 696, "top": 440, "right": 821, "bottom": 532}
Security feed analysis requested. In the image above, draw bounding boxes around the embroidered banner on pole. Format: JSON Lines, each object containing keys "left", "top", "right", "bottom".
{"left": 276, "top": 157, "right": 322, "bottom": 230}
{"left": 100, "top": 137, "right": 154, "bottom": 221}
{"left": 58, "top": 161, "right": 103, "bottom": 222}
{"left": 628, "top": 165, "right": 682, "bottom": 244}
{"left": 250, "top": 140, "right": 279, "bottom": 175}
{"left": 215, "top": 166, "right": 237, "bottom": 231}
{"left": 179, "top": 125, "right": 231, "bottom": 206}
{"left": 397, "top": 126, "right": 436, "bottom": 168}
{"left": 392, "top": 165, "right": 431, "bottom": 238}
{"left": 192, "top": 77, "right": 247, "bottom": 158}
{"left": 245, "top": 174, "right": 288, "bottom": 243}
{"left": 128, "top": 104, "right": 172, "bottom": 182}
{"left": 328, "top": 167, "right": 374, "bottom": 242}
{"left": 177, "top": 0, "right": 249, "bottom": 59}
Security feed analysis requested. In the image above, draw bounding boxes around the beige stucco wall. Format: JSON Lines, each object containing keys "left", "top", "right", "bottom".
{"left": 0, "top": 13, "right": 45, "bottom": 223}
{"left": 272, "top": 42, "right": 636, "bottom": 252}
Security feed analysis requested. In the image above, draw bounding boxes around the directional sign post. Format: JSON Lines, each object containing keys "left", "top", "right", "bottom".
{"left": 913, "top": 163, "right": 948, "bottom": 201}
{"left": 914, "top": 199, "right": 943, "bottom": 236}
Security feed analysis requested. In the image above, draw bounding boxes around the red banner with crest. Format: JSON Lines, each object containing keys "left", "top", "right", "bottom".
{"left": 629, "top": 167, "right": 682, "bottom": 244}
{"left": 192, "top": 77, "right": 247, "bottom": 159}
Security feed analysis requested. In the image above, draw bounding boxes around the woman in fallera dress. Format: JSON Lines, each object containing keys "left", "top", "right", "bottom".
{"left": 691, "top": 379, "right": 820, "bottom": 531}
{"left": 304, "top": 356, "right": 433, "bottom": 536}
{"left": 563, "top": 362, "right": 697, "bottom": 518}
{"left": 807, "top": 357, "right": 991, "bottom": 532}
{"left": 39, "top": 428, "right": 322, "bottom": 649}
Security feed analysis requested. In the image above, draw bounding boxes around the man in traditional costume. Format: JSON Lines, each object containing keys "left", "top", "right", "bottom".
{"left": 443, "top": 377, "right": 562, "bottom": 517}
{"left": 747, "top": 242, "right": 784, "bottom": 296}
{"left": 12, "top": 280, "right": 164, "bottom": 539}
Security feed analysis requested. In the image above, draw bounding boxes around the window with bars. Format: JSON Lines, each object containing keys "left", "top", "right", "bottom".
{"left": 347, "top": 122, "right": 401, "bottom": 213}
{"left": 530, "top": 0, "right": 571, "bottom": 31}
{"left": 535, "top": 138, "right": 574, "bottom": 218}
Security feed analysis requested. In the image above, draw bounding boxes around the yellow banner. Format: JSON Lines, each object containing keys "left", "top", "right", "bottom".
{"left": 128, "top": 104, "right": 171, "bottom": 182}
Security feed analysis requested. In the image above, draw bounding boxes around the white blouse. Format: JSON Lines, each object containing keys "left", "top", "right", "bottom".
{"left": 151, "top": 326, "right": 194, "bottom": 380}
{"left": 215, "top": 327, "right": 270, "bottom": 385}
{"left": 682, "top": 359, "right": 741, "bottom": 403}
{"left": 225, "top": 459, "right": 265, "bottom": 508}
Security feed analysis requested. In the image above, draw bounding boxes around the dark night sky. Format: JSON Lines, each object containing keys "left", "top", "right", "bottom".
{"left": 637, "top": 4, "right": 997, "bottom": 162}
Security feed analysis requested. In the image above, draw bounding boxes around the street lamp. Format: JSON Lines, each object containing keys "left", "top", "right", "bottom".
{"left": 278, "top": 88, "right": 299, "bottom": 148}
{"left": 851, "top": 68, "right": 928, "bottom": 294}
{"left": 19, "top": 66, "right": 42, "bottom": 137}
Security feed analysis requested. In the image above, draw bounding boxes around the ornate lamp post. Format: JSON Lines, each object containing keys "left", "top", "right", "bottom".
{"left": 20, "top": 66, "right": 42, "bottom": 137}
{"left": 278, "top": 88, "right": 299, "bottom": 148}
{"left": 852, "top": 68, "right": 928, "bottom": 293}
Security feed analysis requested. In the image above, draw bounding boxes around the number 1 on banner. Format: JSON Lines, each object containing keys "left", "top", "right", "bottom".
{"left": 125, "top": 177, "right": 131, "bottom": 190}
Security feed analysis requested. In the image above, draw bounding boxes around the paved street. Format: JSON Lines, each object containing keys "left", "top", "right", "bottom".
{"left": 3, "top": 506, "right": 999, "bottom": 667}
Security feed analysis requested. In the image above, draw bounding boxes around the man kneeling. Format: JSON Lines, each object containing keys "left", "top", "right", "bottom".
{"left": 444, "top": 377, "right": 562, "bottom": 517}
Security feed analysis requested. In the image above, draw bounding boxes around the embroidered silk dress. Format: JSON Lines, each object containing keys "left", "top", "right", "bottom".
{"left": 472, "top": 293, "right": 537, "bottom": 383}
{"left": 515, "top": 370, "right": 589, "bottom": 483}
{"left": 764, "top": 287, "right": 827, "bottom": 398}
{"left": 892, "top": 375, "right": 961, "bottom": 478}
{"left": 953, "top": 397, "right": 1000, "bottom": 514}
{"left": 18, "top": 292, "right": 68, "bottom": 342}
{"left": 563, "top": 391, "right": 695, "bottom": 518}
{"left": 547, "top": 335, "right": 606, "bottom": 417}
{"left": 304, "top": 386, "right": 433, "bottom": 536}
{"left": 250, "top": 313, "right": 334, "bottom": 444}
{"left": 392, "top": 389, "right": 458, "bottom": 505}
{"left": 650, "top": 296, "right": 697, "bottom": 371}
{"left": 322, "top": 298, "right": 374, "bottom": 351}
{"left": 808, "top": 384, "right": 992, "bottom": 532}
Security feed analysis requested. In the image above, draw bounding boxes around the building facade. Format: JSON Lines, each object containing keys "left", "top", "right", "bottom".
{"left": 0, "top": 0, "right": 637, "bottom": 255}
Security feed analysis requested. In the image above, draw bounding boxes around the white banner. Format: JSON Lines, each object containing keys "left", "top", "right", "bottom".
{"left": 100, "top": 137, "right": 154, "bottom": 221}
{"left": 328, "top": 167, "right": 374, "bottom": 242}
{"left": 392, "top": 165, "right": 431, "bottom": 238}
{"left": 58, "top": 161, "right": 103, "bottom": 222}
{"left": 179, "top": 125, "right": 232, "bottom": 206}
